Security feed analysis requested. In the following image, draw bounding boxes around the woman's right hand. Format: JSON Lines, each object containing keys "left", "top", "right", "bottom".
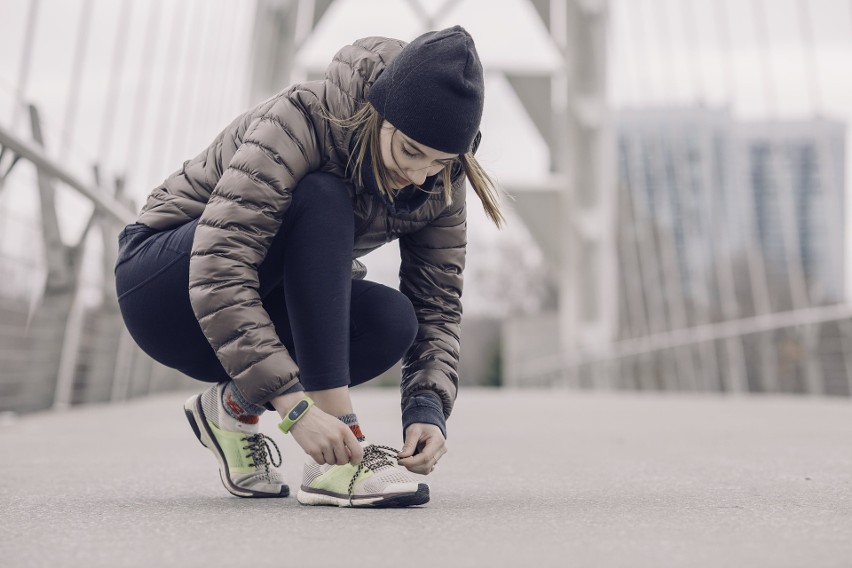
{"left": 288, "top": 404, "right": 364, "bottom": 466}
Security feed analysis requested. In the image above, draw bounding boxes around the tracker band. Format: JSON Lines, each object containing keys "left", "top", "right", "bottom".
{"left": 278, "top": 396, "right": 315, "bottom": 434}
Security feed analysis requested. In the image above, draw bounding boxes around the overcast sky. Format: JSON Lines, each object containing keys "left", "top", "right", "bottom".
{"left": 0, "top": 0, "right": 851, "bottom": 302}
{"left": 2, "top": 0, "right": 849, "bottom": 191}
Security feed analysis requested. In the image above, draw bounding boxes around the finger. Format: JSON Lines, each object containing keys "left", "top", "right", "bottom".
{"left": 419, "top": 434, "right": 444, "bottom": 458}
{"left": 412, "top": 459, "right": 435, "bottom": 476}
{"left": 344, "top": 432, "right": 364, "bottom": 465}
{"left": 437, "top": 445, "right": 449, "bottom": 461}
{"left": 398, "top": 451, "right": 432, "bottom": 471}
{"left": 401, "top": 436, "right": 443, "bottom": 469}
{"left": 332, "top": 442, "right": 350, "bottom": 465}
{"left": 398, "top": 429, "right": 422, "bottom": 458}
{"left": 397, "top": 457, "right": 426, "bottom": 474}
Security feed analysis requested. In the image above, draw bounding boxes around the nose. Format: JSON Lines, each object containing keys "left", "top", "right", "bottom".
{"left": 405, "top": 167, "right": 428, "bottom": 186}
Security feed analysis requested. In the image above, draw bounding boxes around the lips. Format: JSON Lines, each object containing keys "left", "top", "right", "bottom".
{"left": 391, "top": 172, "right": 410, "bottom": 187}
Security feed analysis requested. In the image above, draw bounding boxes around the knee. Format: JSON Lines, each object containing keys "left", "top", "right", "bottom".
{"left": 357, "top": 285, "right": 418, "bottom": 355}
{"left": 383, "top": 291, "right": 418, "bottom": 352}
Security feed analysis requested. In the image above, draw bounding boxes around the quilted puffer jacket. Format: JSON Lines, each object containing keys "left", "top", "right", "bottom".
{"left": 135, "top": 36, "right": 468, "bottom": 432}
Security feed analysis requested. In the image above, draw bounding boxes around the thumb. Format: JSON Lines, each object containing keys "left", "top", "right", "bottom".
{"left": 398, "top": 428, "right": 420, "bottom": 458}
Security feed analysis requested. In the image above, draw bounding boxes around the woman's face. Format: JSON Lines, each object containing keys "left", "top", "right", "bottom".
{"left": 379, "top": 120, "right": 458, "bottom": 189}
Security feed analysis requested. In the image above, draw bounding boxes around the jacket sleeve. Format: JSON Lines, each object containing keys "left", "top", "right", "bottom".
{"left": 188, "top": 93, "right": 321, "bottom": 406}
{"left": 398, "top": 176, "right": 467, "bottom": 437}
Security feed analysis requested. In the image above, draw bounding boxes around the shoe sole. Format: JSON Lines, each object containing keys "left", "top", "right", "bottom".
{"left": 183, "top": 394, "right": 289, "bottom": 499}
{"left": 296, "top": 483, "right": 429, "bottom": 508}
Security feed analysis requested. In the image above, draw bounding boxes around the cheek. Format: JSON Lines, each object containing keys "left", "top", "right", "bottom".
{"left": 427, "top": 164, "right": 444, "bottom": 177}
{"left": 380, "top": 139, "right": 397, "bottom": 169}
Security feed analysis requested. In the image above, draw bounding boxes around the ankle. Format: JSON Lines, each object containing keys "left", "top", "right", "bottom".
{"left": 222, "top": 381, "right": 265, "bottom": 424}
{"left": 337, "top": 413, "right": 365, "bottom": 442}
{"left": 305, "top": 386, "right": 354, "bottom": 417}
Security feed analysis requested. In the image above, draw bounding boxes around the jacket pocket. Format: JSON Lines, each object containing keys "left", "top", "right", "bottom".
{"left": 116, "top": 223, "right": 156, "bottom": 269}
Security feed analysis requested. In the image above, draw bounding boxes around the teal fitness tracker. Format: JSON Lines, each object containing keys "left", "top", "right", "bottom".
{"left": 278, "top": 396, "right": 315, "bottom": 434}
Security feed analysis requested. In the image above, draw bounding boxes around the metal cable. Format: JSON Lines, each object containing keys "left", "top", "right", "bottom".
{"left": 179, "top": 0, "right": 218, "bottom": 156}
{"left": 799, "top": 0, "right": 852, "bottom": 392}
{"left": 97, "top": 0, "right": 133, "bottom": 170}
{"left": 751, "top": 0, "right": 777, "bottom": 119}
{"left": 712, "top": 0, "right": 738, "bottom": 104}
{"left": 795, "top": 0, "right": 822, "bottom": 115}
{"left": 59, "top": 0, "right": 94, "bottom": 161}
{"left": 9, "top": 0, "right": 41, "bottom": 131}
{"left": 123, "top": 1, "right": 162, "bottom": 190}
{"left": 201, "top": 1, "right": 240, "bottom": 134}
{"left": 141, "top": 1, "right": 188, "bottom": 191}
{"left": 713, "top": 0, "right": 773, "bottom": 319}
{"left": 681, "top": 0, "right": 706, "bottom": 101}
{"left": 157, "top": 0, "right": 198, "bottom": 180}
{"left": 610, "top": 0, "right": 640, "bottom": 107}
{"left": 629, "top": 0, "right": 660, "bottom": 104}
{"left": 224, "top": 5, "right": 257, "bottom": 118}
{"left": 655, "top": 0, "right": 682, "bottom": 102}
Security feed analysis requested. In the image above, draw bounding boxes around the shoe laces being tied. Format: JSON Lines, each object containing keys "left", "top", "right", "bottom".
{"left": 242, "top": 434, "right": 283, "bottom": 480}
{"left": 347, "top": 444, "right": 401, "bottom": 503}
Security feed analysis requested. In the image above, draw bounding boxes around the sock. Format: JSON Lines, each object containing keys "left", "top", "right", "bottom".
{"left": 338, "top": 413, "right": 365, "bottom": 442}
{"left": 222, "top": 381, "right": 265, "bottom": 425}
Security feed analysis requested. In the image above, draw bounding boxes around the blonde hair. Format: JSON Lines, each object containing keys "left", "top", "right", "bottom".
{"left": 333, "top": 102, "right": 505, "bottom": 228}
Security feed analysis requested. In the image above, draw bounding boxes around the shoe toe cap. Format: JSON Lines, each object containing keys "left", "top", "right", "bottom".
{"left": 382, "top": 481, "right": 421, "bottom": 495}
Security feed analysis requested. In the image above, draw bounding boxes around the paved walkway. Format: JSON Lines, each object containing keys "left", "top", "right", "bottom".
{"left": 1, "top": 388, "right": 851, "bottom": 567}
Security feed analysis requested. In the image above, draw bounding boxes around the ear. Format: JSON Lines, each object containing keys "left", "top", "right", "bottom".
{"left": 471, "top": 130, "right": 482, "bottom": 154}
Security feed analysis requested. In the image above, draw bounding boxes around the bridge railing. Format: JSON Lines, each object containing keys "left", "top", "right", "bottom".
{"left": 0, "top": 105, "right": 194, "bottom": 413}
{"left": 503, "top": 307, "right": 852, "bottom": 396}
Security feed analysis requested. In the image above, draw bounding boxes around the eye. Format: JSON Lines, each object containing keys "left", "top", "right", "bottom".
{"left": 401, "top": 144, "right": 419, "bottom": 158}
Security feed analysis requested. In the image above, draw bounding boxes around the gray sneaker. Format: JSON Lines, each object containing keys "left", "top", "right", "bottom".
{"left": 183, "top": 383, "right": 288, "bottom": 498}
{"left": 297, "top": 443, "right": 429, "bottom": 507}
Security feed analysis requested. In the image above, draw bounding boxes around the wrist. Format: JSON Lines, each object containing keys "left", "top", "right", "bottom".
{"left": 402, "top": 393, "right": 447, "bottom": 438}
{"left": 277, "top": 396, "right": 315, "bottom": 434}
{"left": 271, "top": 390, "right": 309, "bottom": 418}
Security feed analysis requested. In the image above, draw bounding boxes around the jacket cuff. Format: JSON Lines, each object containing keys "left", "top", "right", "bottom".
{"left": 402, "top": 392, "right": 447, "bottom": 439}
{"left": 260, "top": 380, "right": 305, "bottom": 411}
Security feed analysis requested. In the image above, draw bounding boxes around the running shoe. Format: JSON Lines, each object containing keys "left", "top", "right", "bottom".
{"left": 297, "top": 443, "right": 429, "bottom": 507}
{"left": 183, "top": 383, "right": 288, "bottom": 498}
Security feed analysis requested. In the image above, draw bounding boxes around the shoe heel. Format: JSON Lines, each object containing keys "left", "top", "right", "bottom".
{"left": 183, "top": 400, "right": 207, "bottom": 448}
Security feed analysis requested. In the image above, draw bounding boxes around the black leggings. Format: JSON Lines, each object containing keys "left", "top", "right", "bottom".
{"left": 115, "top": 173, "right": 418, "bottom": 392}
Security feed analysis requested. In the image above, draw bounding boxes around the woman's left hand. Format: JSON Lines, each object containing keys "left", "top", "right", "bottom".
{"left": 398, "top": 423, "right": 447, "bottom": 475}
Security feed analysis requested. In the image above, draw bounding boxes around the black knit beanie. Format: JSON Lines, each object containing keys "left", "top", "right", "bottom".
{"left": 367, "top": 25, "right": 484, "bottom": 155}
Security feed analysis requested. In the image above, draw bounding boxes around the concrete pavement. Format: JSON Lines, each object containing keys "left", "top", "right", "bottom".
{"left": 1, "top": 387, "right": 851, "bottom": 567}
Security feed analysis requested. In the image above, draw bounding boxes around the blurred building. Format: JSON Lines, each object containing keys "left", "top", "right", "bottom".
{"left": 506, "top": 106, "right": 851, "bottom": 396}
{"left": 616, "top": 108, "right": 736, "bottom": 338}
{"left": 740, "top": 120, "right": 846, "bottom": 308}
{"left": 616, "top": 108, "right": 846, "bottom": 344}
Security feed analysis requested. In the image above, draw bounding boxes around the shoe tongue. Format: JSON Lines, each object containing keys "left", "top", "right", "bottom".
{"left": 234, "top": 420, "right": 259, "bottom": 434}
{"left": 221, "top": 411, "right": 260, "bottom": 434}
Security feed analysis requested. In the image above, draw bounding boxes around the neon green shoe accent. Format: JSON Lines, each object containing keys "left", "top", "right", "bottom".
{"left": 297, "top": 445, "right": 427, "bottom": 507}
{"left": 309, "top": 463, "right": 374, "bottom": 492}
{"left": 208, "top": 420, "right": 258, "bottom": 475}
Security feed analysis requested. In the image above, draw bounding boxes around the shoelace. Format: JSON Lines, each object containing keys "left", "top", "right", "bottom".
{"left": 347, "top": 444, "right": 400, "bottom": 505}
{"left": 243, "top": 434, "right": 282, "bottom": 481}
